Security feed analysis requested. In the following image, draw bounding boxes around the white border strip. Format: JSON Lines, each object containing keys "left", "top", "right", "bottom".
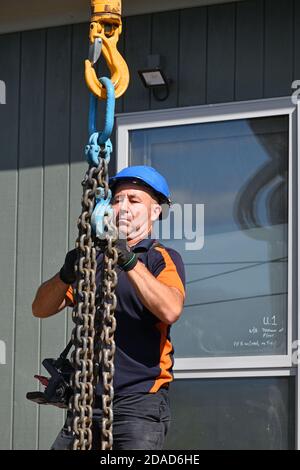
{"left": 174, "top": 355, "right": 292, "bottom": 371}
{"left": 174, "top": 368, "right": 296, "bottom": 379}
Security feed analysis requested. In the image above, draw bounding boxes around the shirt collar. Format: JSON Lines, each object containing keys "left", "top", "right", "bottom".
{"left": 131, "top": 238, "right": 156, "bottom": 253}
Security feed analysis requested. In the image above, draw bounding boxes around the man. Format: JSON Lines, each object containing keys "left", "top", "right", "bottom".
{"left": 32, "top": 165, "right": 186, "bottom": 450}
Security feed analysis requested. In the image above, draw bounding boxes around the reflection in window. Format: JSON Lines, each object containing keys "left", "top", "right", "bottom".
{"left": 164, "top": 377, "right": 295, "bottom": 450}
{"left": 130, "top": 116, "right": 288, "bottom": 357}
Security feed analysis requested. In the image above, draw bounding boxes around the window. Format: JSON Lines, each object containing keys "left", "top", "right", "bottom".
{"left": 116, "top": 97, "right": 299, "bottom": 449}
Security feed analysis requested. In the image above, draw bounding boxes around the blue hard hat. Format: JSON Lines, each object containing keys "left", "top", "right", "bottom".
{"left": 109, "top": 166, "right": 171, "bottom": 205}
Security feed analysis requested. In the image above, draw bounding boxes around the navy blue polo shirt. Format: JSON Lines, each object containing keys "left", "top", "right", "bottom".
{"left": 66, "top": 238, "right": 185, "bottom": 396}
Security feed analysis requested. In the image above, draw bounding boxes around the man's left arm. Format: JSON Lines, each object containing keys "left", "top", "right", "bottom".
{"left": 127, "top": 258, "right": 185, "bottom": 325}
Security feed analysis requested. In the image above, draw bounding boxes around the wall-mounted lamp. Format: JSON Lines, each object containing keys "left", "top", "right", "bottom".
{"left": 138, "top": 55, "right": 170, "bottom": 101}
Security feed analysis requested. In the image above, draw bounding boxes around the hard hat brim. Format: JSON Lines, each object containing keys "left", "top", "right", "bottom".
{"left": 109, "top": 176, "right": 172, "bottom": 206}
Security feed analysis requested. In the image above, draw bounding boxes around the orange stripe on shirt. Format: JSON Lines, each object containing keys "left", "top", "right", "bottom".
{"left": 154, "top": 246, "right": 185, "bottom": 298}
{"left": 65, "top": 285, "right": 74, "bottom": 305}
{"left": 150, "top": 322, "right": 173, "bottom": 393}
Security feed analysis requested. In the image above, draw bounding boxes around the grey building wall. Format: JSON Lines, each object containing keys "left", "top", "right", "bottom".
{"left": 0, "top": 0, "right": 299, "bottom": 449}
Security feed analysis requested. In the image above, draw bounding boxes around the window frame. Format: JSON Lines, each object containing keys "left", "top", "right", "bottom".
{"left": 116, "top": 97, "right": 297, "bottom": 373}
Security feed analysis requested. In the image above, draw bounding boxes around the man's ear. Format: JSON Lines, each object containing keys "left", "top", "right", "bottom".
{"left": 151, "top": 203, "right": 162, "bottom": 222}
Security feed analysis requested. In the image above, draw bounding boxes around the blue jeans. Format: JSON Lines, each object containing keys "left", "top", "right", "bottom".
{"left": 51, "top": 388, "right": 171, "bottom": 450}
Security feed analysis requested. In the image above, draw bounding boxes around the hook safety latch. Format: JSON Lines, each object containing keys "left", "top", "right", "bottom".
{"left": 85, "top": 0, "right": 129, "bottom": 99}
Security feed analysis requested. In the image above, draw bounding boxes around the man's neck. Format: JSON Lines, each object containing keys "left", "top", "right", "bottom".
{"left": 127, "top": 228, "right": 153, "bottom": 247}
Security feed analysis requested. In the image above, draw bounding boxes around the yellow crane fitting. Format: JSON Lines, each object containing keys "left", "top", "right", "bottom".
{"left": 85, "top": 0, "right": 129, "bottom": 100}
{"left": 91, "top": 0, "right": 122, "bottom": 24}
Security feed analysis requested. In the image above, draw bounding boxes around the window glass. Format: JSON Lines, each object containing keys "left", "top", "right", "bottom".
{"left": 164, "top": 377, "right": 295, "bottom": 450}
{"left": 130, "top": 116, "right": 289, "bottom": 357}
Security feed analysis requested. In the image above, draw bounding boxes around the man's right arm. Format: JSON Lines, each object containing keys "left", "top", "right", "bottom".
{"left": 32, "top": 273, "right": 72, "bottom": 318}
{"left": 32, "top": 248, "right": 77, "bottom": 318}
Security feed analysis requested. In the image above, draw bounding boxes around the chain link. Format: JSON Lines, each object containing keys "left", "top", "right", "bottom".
{"left": 69, "top": 145, "right": 118, "bottom": 450}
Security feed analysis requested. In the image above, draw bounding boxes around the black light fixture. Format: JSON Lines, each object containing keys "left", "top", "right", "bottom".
{"left": 138, "top": 55, "right": 170, "bottom": 101}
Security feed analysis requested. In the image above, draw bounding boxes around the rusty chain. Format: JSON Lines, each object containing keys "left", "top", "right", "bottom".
{"left": 69, "top": 145, "right": 118, "bottom": 450}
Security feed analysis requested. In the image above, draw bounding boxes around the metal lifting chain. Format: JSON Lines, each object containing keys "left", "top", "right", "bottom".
{"left": 70, "top": 141, "right": 118, "bottom": 450}
{"left": 69, "top": 162, "right": 100, "bottom": 450}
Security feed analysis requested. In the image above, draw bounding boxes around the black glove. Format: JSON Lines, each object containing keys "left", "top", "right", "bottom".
{"left": 59, "top": 248, "right": 78, "bottom": 285}
{"left": 115, "top": 238, "right": 138, "bottom": 272}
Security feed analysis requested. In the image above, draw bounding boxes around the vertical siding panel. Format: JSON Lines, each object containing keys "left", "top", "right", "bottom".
{"left": 13, "top": 30, "right": 45, "bottom": 450}
{"left": 178, "top": 7, "right": 207, "bottom": 107}
{"left": 68, "top": 23, "right": 90, "bottom": 340}
{"left": 294, "top": 0, "right": 300, "bottom": 82}
{"left": 123, "top": 15, "right": 151, "bottom": 112}
{"left": 206, "top": 3, "right": 235, "bottom": 104}
{"left": 0, "top": 32, "right": 20, "bottom": 450}
{"left": 38, "top": 25, "right": 72, "bottom": 450}
{"left": 264, "top": 0, "right": 294, "bottom": 98}
{"left": 235, "top": 0, "right": 264, "bottom": 101}
{"left": 151, "top": 11, "right": 179, "bottom": 110}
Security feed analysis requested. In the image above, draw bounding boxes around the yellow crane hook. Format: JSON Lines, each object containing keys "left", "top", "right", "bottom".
{"left": 85, "top": 0, "right": 130, "bottom": 99}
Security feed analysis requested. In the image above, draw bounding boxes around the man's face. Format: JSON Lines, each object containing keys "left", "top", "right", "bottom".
{"left": 111, "top": 182, "right": 161, "bottom": 241}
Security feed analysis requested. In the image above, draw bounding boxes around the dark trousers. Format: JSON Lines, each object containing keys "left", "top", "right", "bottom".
{"left": 51, "top": 388, "right": 170, "bottom": 450}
